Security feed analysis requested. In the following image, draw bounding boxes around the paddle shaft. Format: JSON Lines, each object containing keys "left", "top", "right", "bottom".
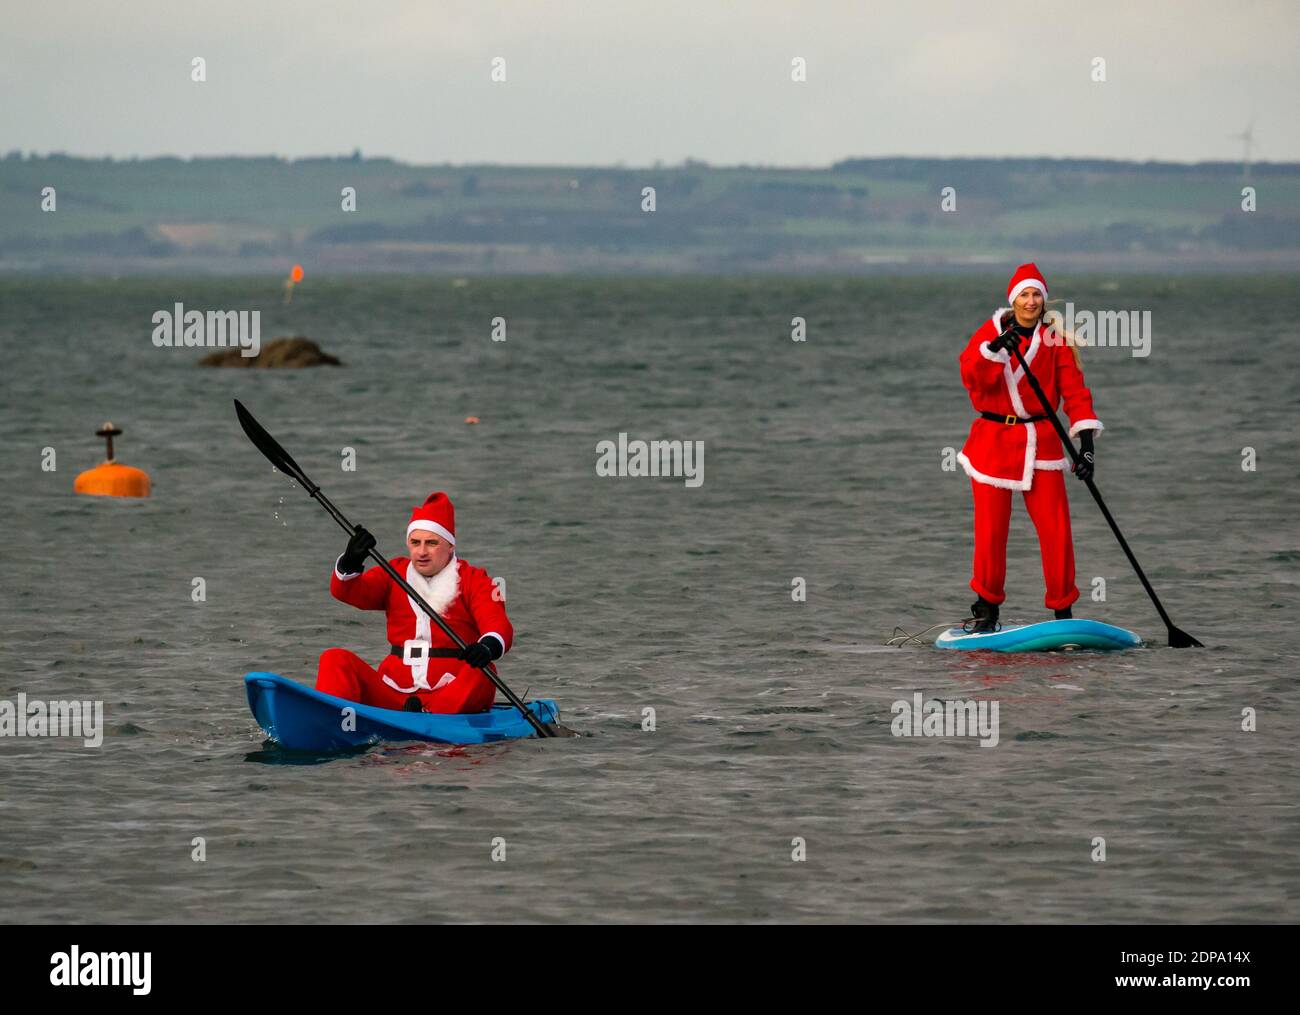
{"left": 234, "top": 400, "right": 555, "bottom": 735}
{"left": 1000, "top": 331, "right": 1200, "bottom": 646}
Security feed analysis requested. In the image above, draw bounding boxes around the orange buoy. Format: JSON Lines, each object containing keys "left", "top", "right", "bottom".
{"left": 464, "top": 416, "right": 480, "bottom": 424}
{"left": 74, "top": 423, "right": 151, "bottom": 498}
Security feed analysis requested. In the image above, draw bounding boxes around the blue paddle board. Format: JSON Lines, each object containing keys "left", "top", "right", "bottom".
{"left": 934, "top": 619, "right": 1142, "bottom": 653}
{"left": 245, "top": 672, "right": 560, "bottom": 751}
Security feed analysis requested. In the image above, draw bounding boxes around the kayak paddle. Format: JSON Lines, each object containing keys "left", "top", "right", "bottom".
{"left": 233, "top": 398, "right": 573, "bottom": 736}
{"left": 1000, "top": 333, "right": 1203, "bottom": 647}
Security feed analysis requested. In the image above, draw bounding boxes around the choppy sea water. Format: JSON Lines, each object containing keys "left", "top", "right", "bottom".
{"left": 1, "top": 275, "right": 1297, "bottom": 922}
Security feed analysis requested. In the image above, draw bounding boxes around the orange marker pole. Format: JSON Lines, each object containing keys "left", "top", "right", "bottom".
{"left": 283, "top": 264, "right": 304, "bottom": 304}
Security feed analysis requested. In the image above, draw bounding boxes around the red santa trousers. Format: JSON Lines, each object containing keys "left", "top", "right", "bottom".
{"left": 969, "top": 472, "right": 1079, "bottom": 611}
{"left": 316, "top": 648, "right": 495, "bottom": 714}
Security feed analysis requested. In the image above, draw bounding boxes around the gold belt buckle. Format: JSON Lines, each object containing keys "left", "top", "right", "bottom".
{"left": 1004, "top": 414, "right": 1018, "bottom": 426}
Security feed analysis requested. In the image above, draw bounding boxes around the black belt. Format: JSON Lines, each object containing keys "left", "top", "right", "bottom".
{"left": 980, "top": 411, "right": 1049, "bottom": 425}
{"left": 390, "top": 644, "right": 463, "bottom": 659}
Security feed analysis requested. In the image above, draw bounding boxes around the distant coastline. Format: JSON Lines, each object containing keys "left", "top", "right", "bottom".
{"left": 3, "top": 152, "right": 1297, "bottom": 275}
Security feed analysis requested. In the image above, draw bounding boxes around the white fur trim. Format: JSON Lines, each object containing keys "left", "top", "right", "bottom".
{"left": 1034, "top": 458, "right": 1069, "bottom": 470}
{"left": 406, "top": 556, "right": 460, "bottom": 619}
{"left": 987, "top": 309, "right": 1043, "bottom": 374}
{"left": 963, "top": 316, "right": 1050, "bottom": 492}
{"left": 382, "top": 671, "right": 429, "bottom": 694}
{"left": 1002, "top": 329, "right": 1040, "bottom": 487}
{"left": 979, "top": 341, "right": 1009, "bottom": 364}
{"left": 400, "top": 556, "right": 461, "bottom": 682}
{"left": 1018, "top": 322, "right": 1043, "bottom": 374}
{"left": 334, "top": 554, "right": 363, "bottom": 581}
{"left": 1020, "top": 414, "right": 1037, "bottom": 486}
{"left": 1008, "top": 278, "right": 1048, "bottom": 304}
{"left": 1005, "top": 361, "right": 1030, "bottom": 417}
{"left": 1069, "top": 418, "right": 1104, "bottom": 439}
{"left": 481, "top": 631, "right": 506, "bottom": 656}
{"left": 383, "top": 662, "right": 457, "bottom": 695}
{"left": 990, "top": 320, "right": 1043, "bottom": 412}
{"left": 957, "top": 451, "right": 1033, "bottom": 491}
{"left": 407, "top": 520, "right": 456, "bottom": 545}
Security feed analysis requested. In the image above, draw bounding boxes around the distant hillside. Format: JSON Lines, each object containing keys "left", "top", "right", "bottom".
{"left": 2, "top": 152, "right": 1297, "bottom": 274}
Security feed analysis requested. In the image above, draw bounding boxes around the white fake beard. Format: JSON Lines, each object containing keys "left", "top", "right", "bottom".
{"left": 408, "top": 555, "right": 460, "bottom": 616}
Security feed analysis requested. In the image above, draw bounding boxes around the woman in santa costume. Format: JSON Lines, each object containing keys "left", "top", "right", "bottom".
{"left": 315, "top": 491, "right": 512, "bottom": 713}
{"left": 957, "top": 263, "right": 1102, "bottom": 632}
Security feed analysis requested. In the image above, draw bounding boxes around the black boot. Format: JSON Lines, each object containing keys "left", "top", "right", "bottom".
{"left": 1054, "top": 607, "right": 1073, "bottom": 620}
{"left": 402, "top": 696, "right": 424, "bottom": 713}
{"left": 969, "top": 598, "right": 1000, "bottom": 633}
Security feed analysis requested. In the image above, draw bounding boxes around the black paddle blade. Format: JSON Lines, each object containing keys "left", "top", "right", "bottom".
{"left": 233, "top": 399, "right": 312, "bottom": 489}
{"left": 1168, "top": 626, "right": 1204, "bottom": 648}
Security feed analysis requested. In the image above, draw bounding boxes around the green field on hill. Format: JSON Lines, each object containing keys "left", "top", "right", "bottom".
{"left": 2, "top": 152, "right": 1297, "bottom": 273}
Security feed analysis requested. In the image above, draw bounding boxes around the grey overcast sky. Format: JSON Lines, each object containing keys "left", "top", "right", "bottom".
{"left": 2, "top": 0, "right": 1295, "bottom": 165}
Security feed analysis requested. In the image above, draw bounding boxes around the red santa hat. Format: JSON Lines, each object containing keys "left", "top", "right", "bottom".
{"left": 1006, "top": 262, "right": 1048, "bottom": 304}
{"left": 407, "top": 491, "right": 456, "bottom": 545}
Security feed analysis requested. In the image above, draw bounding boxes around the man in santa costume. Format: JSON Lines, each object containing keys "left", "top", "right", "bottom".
{"left": 957, "top": 263, "right": 1102, "bottom": 632}
{"left": 315, "top": 491, "right": 512, "bottom": 713}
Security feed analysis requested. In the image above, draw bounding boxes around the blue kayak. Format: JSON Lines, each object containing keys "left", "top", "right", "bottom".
{"left": 934, "top": 619, "right": 1142, "bottom": 653}
{"left": 245, "top": 672, "right": 560, "bottom": 751}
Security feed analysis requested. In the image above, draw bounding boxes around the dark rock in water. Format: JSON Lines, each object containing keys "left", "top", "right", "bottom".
{"left": 199, "top": 337, "right": 342, "bottom": 368}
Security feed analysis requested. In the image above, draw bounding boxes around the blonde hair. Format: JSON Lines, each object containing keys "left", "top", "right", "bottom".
{"left": 1000, "top": 300, "right": 1083, "bottom": 368}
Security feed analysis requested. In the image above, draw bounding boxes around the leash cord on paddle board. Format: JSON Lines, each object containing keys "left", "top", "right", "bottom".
{"left": 887, "top": 621, "right": 968, "bottom": 647}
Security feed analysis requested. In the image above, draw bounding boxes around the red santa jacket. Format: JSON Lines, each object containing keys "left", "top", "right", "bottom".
{"left": 330, "top": 555, "right": 512, "bottom": 685}
{"left": 957, "top": 310, "right": 1103, "bottom": 490}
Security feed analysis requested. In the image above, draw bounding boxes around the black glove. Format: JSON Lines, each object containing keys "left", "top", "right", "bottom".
{"left": 1072, "top": 430, "right": 1096, "bottom": 481}
{"left": 338, "top": 525, "right": 376, "bottom": 573}
{"left": 459, "top": 636, "right": 503, "bottom": 669}
{"left": 987, "top": 329, "right": 1024, "bottom": 355}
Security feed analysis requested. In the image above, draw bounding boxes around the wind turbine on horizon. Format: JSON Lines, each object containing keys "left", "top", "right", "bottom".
{"left": 1229, "top": 118, "right": 1257, "bottom": 181}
